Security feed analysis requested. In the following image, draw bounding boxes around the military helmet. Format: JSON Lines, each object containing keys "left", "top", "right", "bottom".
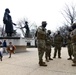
{"left": 72, "top": 23, "right": 76, "bottom": 30}
{"left": 47, "top": 30, "right": 51, "bottom": 34}
{"left": 5, "top": 8, "right": 10, "bottom": 13}
{"left": 68, "top": 27, "right": 72, "bottom": 32}
{"left": 57, "top": 31, "right": 60, "bottom": 34}
{"left": 42, "top": 21, "right": 47, "bottom": 27}
{"left": 42, "top": 21, "right": 47, "bottom": 25}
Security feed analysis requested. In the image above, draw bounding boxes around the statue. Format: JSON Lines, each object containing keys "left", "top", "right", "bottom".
{"left": 3, "top": 8, "right": 16, "bottom": 37}
{"left": 21, "top": 21, "right": 30, "bottom": 37}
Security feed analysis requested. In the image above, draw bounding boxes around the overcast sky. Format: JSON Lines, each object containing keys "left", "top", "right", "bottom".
{"left": 0, "top": 0, "right": 76, "bottom": 32}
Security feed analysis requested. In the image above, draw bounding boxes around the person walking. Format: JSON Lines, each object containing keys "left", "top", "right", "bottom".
{"left": 0, "top": 41, "right": 3, "bottom": 61}
{"left": 7, "top": 42, "right": 16, "bottom": 58}
{"left": 3, "top": 40, "right": 8, "bottom": 54}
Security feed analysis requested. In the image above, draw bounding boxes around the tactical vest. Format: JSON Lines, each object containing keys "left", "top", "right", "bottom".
{"left": 71, "top": 29, "right": 76, "bottom": 42}
{"left": 67, "top": 39, "right": 72, "bottom": 44}
{"left": 37, "top": 26, "right": 46, "bottom": 40}
{"left": 46, "top": 35, "right": 52, "bottom": 45}
{"left": 54, "top": 35, "right": 63, "bottom": 44}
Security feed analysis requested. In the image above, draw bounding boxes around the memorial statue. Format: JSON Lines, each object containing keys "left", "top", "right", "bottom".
{"left": 3, "top": 8, "right": 16, "bottom": 37}
{"left": 21, "top": 21, "right": 30, "bottom": 37}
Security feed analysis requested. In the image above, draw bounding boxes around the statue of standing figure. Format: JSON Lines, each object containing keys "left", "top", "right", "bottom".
{"left": 21, "top": 21, "right": 30, "bottom": 37}
{"left": 3, "top": 8, "right": 16, "bottom": 37}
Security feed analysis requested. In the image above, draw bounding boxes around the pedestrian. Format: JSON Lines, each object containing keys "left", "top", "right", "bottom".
{"left": 36, "top": 21, "right": 47, "bottom": 66}
{"left": 0, "top": 41, "right": 3, "bottom": 61}
{"left": 7, "top": 42, "right": 16, "bottom": 58}
{"left": 3, "top": 39, "right": 8, "bottom": 54}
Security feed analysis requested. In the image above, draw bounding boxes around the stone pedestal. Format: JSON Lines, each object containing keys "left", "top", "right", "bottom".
{"left": 0, "top": 37, "right": 27, "bottom": 53}
{"left": 15, "top": 45, "right": 26, "bottom": 53}
{"left": 0, "top": 37, "right": 35, "bottom": 52}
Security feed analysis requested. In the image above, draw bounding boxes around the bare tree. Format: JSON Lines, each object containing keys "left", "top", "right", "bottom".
{"left": 17, "top": 21, "right": 25, "bottom": 37}
{"left": 61, "top": 4, "right": 76, "bottom": 25}
{"left": 17, "top": 18, "right": 37, "bottom": 38}
{"left": 59, "top": 25, "right": 69, "bottom": 36}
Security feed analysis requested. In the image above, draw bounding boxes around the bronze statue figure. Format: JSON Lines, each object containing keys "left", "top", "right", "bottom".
{"left": 3, "top": 8, "right": 16, "bottom": 37}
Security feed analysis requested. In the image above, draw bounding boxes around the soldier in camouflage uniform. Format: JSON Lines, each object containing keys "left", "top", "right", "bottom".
{"left": 37, "top": 21, "right": 47, "bottom": 66}
{"left": 67, "top": 29, "right": 73, "bottom": 60}
{"left": 45, "top": 30, "right": 53, "bottom": 62}
{"left": 71, "top": 23, "right": 76, "bottom": 66}
{"left": 53, "top": 31, "right": 63, "bottom": 58}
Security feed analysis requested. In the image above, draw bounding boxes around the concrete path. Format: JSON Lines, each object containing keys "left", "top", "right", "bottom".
{"left": 0, "top": 47, "right": 76, "bottom": 75}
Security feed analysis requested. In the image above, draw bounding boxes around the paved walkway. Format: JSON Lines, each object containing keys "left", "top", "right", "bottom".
{"left": 0, "top": 47, "right": 76, "bottom": 75}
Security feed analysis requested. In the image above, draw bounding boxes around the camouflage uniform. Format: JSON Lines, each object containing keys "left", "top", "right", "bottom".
{"left": 37, "top": 21, "right": 47, "bottom": 66}
{"left": 45, "top": 30, "right": 53, "bottom": 62}
{"left": 71, "top": 24, "right": 76, "bottom": 66}
{"left": 53, "top": 32, "right": 63, "bottom": 58}
{"left": 67, "top": 35, "right": 73, "bottom": 60}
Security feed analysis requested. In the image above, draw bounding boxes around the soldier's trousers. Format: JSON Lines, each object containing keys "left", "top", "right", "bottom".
{"left": 38, "top": 48, "right": 45, "bottom": 62}
{"left": 54, "top": 45, "right": 61, "bottom": 58}
{"left": 45, "top": 46, "right": 51, "bottom": 59}
{"left": 73, "top": 44, "right": 76, "bottom": 63}
{"left": 37, "top": 40, "right": 45, "bottom": 62}
{"left": 67, "top": 44, "right": 73, "bottom": 58}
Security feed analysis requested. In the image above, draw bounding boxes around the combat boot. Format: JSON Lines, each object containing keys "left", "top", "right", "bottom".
{"left": 67, "top": 56, "right": 72, "bottom": 60}
{"left": 49, "top": 56, "right": 53, "bottom": 60}
{"left": 39, "top": 61, "right": 47, "bottom": 66}
{"left": 58, "top": 56, "right": 61, "bottom": 59}
{"left": 58, "top": 57, "right": 61, "bottom": 59}
{"left": 72, "top": 63, "right": 76, "bottom": 66}
{"left": 67, "top": 58, "right": 72, "bottom": 60}
{"left": 41, "top": 62, "right": 47, "bottom": 66}
{"left": 46, "top": 59, "right": 49, "bottom": 62}
{"left": 72, "top": 59, "right": 76, "bottom": 63}
{"left": 49, "top": 57, "right": 53, "bottom": 60}
{"left": 53, "top": 56, "right": 56, "bottom": 58}
{"left": 46, "top": 57, "right": 49, "bottom": 62}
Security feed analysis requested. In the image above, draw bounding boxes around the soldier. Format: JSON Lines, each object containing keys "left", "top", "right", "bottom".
{"left": 3, "top": 8, "right": 16, "bottom": 36}
{"left": 53, "top": 31, "right": 63, "bottom": 58}
{"left": 66, "top": 30, "right": 73, "bottom": 60}
{"left": 45, "top": 30, "right": 53, "bottom": 62}
{"left": 70, "top": 23, "right": 76, "bottom": 66}
{"left": 37, "top": 21, "right": 47, "bottom": 66}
